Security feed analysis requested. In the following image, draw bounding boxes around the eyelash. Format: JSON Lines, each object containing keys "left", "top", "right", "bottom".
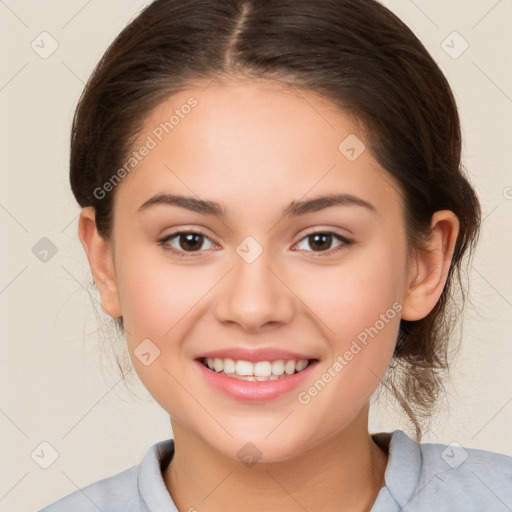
{"left": 157, "top": 230, "right": 354, "bottom": 258}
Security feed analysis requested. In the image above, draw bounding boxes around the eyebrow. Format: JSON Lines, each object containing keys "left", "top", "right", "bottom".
{"left": 137, "top": 192, "right": 376, "bottom": 217}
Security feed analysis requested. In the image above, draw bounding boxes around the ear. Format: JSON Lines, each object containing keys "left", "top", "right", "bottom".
{"left": 401, "top": 210, "right": 460, "bottom": 321}
{"left": 78, "top": 207, "right": 122, "bottom": 318}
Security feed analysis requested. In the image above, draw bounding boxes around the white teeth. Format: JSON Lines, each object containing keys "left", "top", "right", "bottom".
{"left": 295, "top": 360, "right": 308, "bottom": 372}
{"left": 224, "top": 358, "right": 236, "bottom": 374}
{"left": 203, "top": 357, "right": 311, "bottom": 378}
{"left": 284, "top": 360, "right": 296, "bottom": 375}
{"left": 271, "top": 360, "right": 285, "bottom": 375}
{"left": 229, "top": 374, "right": 280, "bottom": 381}
{"left": 214, "top": 358, "right": 223, "bottom": 373}
{"left": 254, "top": 361, "right": 272, "bottom": 377}
{"left": 235, "top": 360, "right": 254, "bottom": 376}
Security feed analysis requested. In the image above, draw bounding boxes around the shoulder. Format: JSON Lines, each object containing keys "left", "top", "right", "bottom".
{"left": 418, "top": 435, "right": 512, "bottom": 507}
{"left": 38, "top": 439, "right": 176, "bottom": 512}
{"left": 38, "top": 465, "right": 139, "bottom": 512}
{"left": 375, "top": 430, "right": 512, "bottom": 511}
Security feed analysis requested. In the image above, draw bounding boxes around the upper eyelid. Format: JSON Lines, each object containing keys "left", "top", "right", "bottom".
{"left": 300, "top": 228, "right": 351, "bottom": 241}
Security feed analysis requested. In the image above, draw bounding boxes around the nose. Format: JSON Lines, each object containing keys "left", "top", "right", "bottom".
{"left": 214, "top": 249, "right": 295, "bottom": 332}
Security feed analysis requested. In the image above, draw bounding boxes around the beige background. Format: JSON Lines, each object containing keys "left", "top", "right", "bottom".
{"left": 0, "top": 0, "right": 511, "bottom": 510}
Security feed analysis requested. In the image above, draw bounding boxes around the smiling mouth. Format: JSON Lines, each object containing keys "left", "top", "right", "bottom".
{"left": 199, "top": 357, "right": 315, "bottom": 381}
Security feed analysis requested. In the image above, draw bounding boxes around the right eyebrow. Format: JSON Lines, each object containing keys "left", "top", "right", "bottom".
{"left": 137, "top": 193, "right": 225, "bottom": 217}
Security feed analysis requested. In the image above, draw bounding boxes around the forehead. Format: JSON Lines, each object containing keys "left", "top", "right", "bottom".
{"left": 113, "top": 79, "right": 403, "bottom": 221}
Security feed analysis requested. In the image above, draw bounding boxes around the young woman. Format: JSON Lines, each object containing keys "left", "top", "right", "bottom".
{"left": 40, "top": 0, "right": 512, "bottom": 510}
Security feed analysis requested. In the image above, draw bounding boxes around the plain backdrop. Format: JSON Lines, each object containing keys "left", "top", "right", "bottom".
{"left": 0, "top": 1, "right": 511, "bottom": 510}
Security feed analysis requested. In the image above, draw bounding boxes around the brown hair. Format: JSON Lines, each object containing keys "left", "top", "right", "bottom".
{"left": 70, "top": 0, "right": 481, "bottom": 439}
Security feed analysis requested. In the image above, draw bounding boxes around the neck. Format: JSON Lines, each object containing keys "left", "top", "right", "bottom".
{"left": 164, "top": 408, "right": 389, "bottom": 512}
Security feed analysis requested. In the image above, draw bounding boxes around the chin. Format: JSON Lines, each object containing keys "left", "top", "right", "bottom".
{"left": 217, "top": 431, "right": 307, "bottom": 465}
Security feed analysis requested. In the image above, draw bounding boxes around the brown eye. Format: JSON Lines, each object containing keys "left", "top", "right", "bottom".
{"left": 177, "top": 233, "right": 204, "bottom": 251}
{"left": 159, "top": 231, "right": 215, "bottom": 255}
{"left": 295, "top": 231, "right": 352, "bottom": 254}
{"left": 307, "top": 233, "right": 334, "bottom": 251}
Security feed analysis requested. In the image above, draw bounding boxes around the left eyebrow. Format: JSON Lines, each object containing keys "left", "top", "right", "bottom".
{"left": 136, "top": 192, "right": 376, "bottom": 217}
{"left": 283, "top": 193, "right": 377, "bottom": 217}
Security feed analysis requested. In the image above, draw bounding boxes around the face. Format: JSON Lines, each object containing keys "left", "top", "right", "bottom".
{"left": 105, "top": 79, "right": 412, "bottom": 462}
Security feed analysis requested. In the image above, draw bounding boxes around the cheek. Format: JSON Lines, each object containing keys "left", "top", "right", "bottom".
{"left": 291, "top": 245, "right": 406, "bottom": 402}
{"left": 113, "top": 253, "right": 200, "bottom": 413}
{"left": 294, "top": 276, "right": 401, "bottom": 429}
{"left": 294, "top": 249, "right": 406, "bottom": 341}
{"left": 115, "top": 246, "right": 205, "bottom": 338}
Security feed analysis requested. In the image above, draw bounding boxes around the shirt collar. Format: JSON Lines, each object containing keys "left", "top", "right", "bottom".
{"left": 372, "top": 430, "right": 423, "bottom": 509}
{"left": 137, "top": 430, "right": 422, "bottom": 511}
{"left": 137, "top": 438, "right": 177, "bottom": 512}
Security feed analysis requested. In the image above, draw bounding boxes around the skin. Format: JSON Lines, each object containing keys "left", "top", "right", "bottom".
{"left": 79, "top": 78, "right": 459, "bottom": 511}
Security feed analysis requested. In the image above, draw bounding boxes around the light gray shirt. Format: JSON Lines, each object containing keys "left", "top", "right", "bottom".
{"left": 39, "top": 430, "right": 512, "bottom": 511}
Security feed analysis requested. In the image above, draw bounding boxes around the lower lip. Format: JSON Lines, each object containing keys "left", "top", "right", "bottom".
{"left": 195, "top": 359, "right": 318, "bottom": 402}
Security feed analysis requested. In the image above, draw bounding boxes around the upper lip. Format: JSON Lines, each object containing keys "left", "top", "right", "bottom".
{"left": 195, "top": 347, "right": 318, "bottom": 362}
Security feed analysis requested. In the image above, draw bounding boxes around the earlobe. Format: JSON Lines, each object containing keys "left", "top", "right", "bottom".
{"left": 78, "top": 207, "right": 122, "bottom": 318}
{"left": 401, "top": 210, "right": 460, "bottom": 321}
